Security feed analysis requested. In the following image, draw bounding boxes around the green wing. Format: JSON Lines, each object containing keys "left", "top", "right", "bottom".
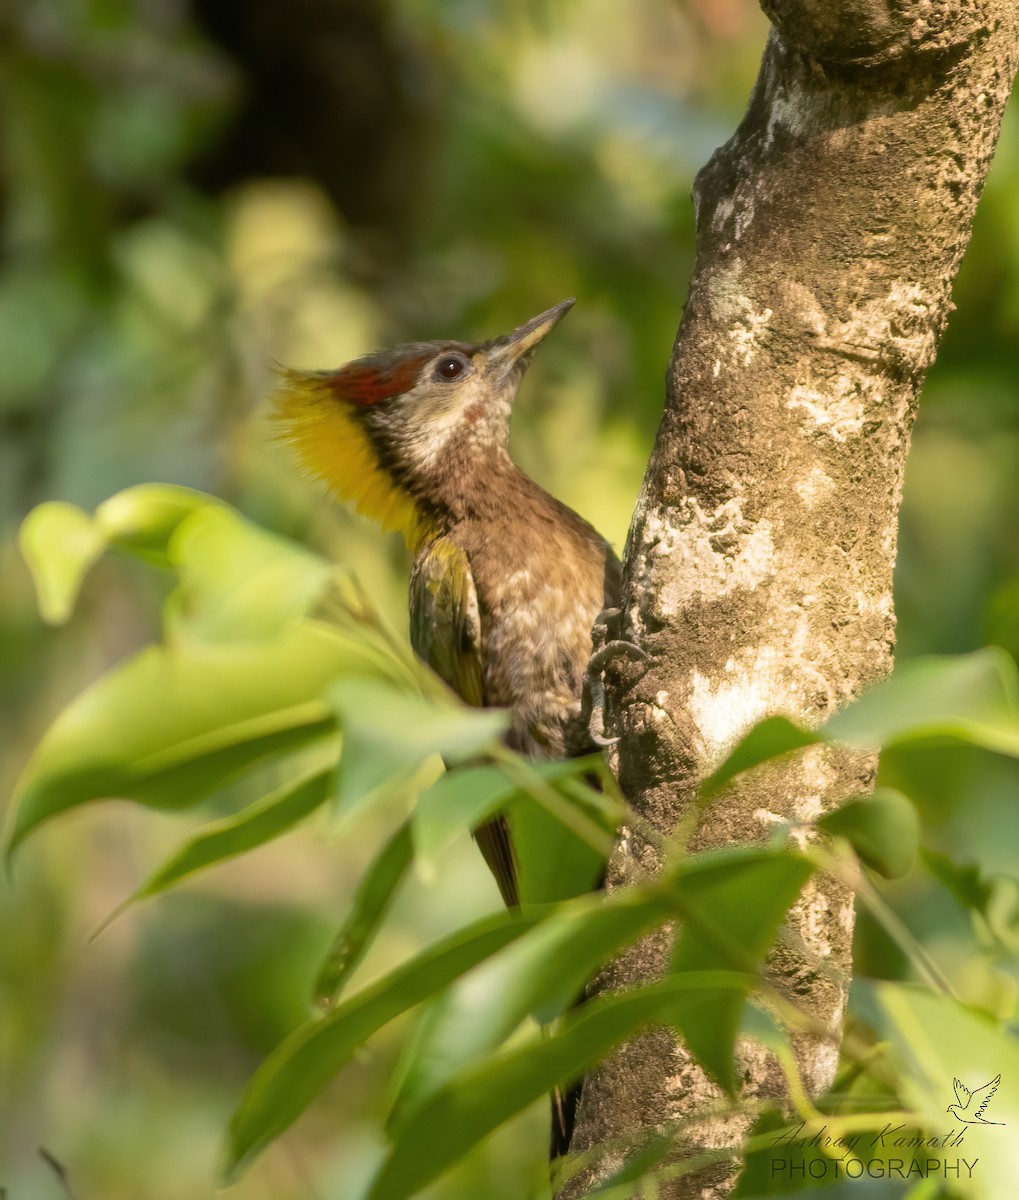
{"left": 409, "top": 537, "right": 485, "bottom": 708}
{"left": 409, "top": 538, "right": 517, "bottom": 906}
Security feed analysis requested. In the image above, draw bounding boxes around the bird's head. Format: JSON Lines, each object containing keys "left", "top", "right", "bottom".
{"left": 272, "top": 299, "right": 575, "bottom": 546}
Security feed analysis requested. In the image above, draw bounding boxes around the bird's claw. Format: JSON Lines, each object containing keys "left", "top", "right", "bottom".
{"left": 587, "top": 638, "right": 648, "bottom": 674}
{"left": 584, "top": 626, "right": 649, "bottom": 748}
{"left": 586, "top": 675, "right": 620, "bottom": 747}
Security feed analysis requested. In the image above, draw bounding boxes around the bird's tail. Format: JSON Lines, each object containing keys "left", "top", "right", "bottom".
{"left": 551, "top": 1081, "right": 583, "bottom": 1159}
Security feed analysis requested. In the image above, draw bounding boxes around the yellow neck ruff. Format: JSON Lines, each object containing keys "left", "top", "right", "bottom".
{"left": 271, "top": 370, "right": 430, "bottom": 550}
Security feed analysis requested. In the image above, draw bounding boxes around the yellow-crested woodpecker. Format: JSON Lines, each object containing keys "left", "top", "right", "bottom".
{"left": 273, "top": 297, "right": 619, "bottom": 925}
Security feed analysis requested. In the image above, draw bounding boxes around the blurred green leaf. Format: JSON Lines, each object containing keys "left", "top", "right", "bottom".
{"left": 329, "top": 677, "right": 508, "bottom": 814}
{"left": 314, "top": 819, "right": 415, "bottom": 1009}
{"left": 923, "top": 847, "right": 995, "bottom": 912}
{"left": 508, "top": 781, "right": 612, "bottom": 905}
{"left": 669, "top": 847, "right": 814, "bottom": 1092}
{"left": 704, "top": 650, "right": 1019, "bottom": 795}
{"left": 412, "top": 759, "right": 587, "bottom": 881}
{"left": 225, "top": 907, "right": 547, "bottom": 1181}
{"left": 391, "top": 847, "right": 806, "bottom": 1133}
{"left": 856, "top": 981, "right": 1019, "bottom": 1199}
{"left": 493, "top": 754, "right": 618, "bottom": 906}
{"left": 95, "top": 483, "right": 219, "bottom": 566}
{"left": 982, "top": 876, "right": 1019, "bottom": 952}
{"left": 369, "top": 973, "right": 750, "bottom": 1200}
{"left": 19, "top": 501, "right": 106, "bottom": 624}
{"left": 388, "top": 886, "right": 672, "bottom": 1131}
{"left": 701, "top": 716, "right": 820, "bottom": 797}
{"left": 586, "top": 1129, "right": 677, "bottom": 1197}
{"left": 825, "top": 649, "right": 1019, "bottom": 754}
{"left": 923, "top": 849, "right": 1019, "bottom": 951}
{"left": 127, "top": 767, "right": 334, "bottom": 906}
{"left": 819, "top": 789, "right": 919, "bottom": 880}
{"left": 166, "top": 506, "right": 332, "bottom": 641}
{"left": 6, "top": 622, "right": 371, "bottom": 853}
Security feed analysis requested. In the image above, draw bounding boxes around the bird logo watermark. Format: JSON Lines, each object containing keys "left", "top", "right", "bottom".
{"left": 947, "top": 1075, "right": 1005, "bottom": 1126}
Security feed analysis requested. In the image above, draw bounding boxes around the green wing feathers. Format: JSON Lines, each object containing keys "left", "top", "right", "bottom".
{"left": 409, "top": 538, "right": 484, "bottom": 708}
{"left": 409, "top": 538, "right": 518, "bottom": 906}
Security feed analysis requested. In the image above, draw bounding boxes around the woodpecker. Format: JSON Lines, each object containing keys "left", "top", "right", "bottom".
{"left": 274, "top": 300, "right": 617, "bottom": 1154}
{"left": 272, "top": 298, "right": 620, "bottom": 902}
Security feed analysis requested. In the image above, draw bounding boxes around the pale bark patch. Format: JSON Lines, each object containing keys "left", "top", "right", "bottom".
{"left": 794, "top": 466, "right": 834, "bottom": 507}
{"left": 644, "top": 501, "right": 776, "bottom": 619}
{"left": 787, "top": 377, "right": 868, "bottom": 442}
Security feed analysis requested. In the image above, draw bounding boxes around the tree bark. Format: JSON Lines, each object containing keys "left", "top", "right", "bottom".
{"left": 562, "top": 3, "right": 1019, "bottom": 1196}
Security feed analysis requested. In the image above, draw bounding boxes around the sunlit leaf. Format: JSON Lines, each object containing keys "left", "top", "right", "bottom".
{"left": 6, "top": 622, "right": 372, "bottom": 853}
{"left": 95, "top": 483, "right": 217, "bottom": 566}
{"left": 819, "top": 788, "right": 919, "bottom": 879}
{"left": 369, "top": 973, "right": 750, "bottom": 1200}
{"left": 668, "top": 847, "right": 814, "bottom": 1092}
{"left": 825, "top": 649, "right": 1019, "bottom": 754}
{"left": 391, "top": 848, "right": 802, "bottom": 1130}
{"left": 224, "top": 908, "right": 547, "bottom": 1181}
{"left": 314, "top": 819, "right": 414, "bottom": 1009}
{"left": 19, "top": 501, "right": 106, "bottom": 625}
{"left": 166, "top": 506, "right": 332, "bottom": 640}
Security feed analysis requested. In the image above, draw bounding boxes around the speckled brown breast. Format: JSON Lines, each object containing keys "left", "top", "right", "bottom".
{"left": 451, "top": 471, "right": 621, "bottom": 758}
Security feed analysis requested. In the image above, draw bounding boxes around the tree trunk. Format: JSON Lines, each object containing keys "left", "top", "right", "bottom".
{"left": 562, "top": 3, "right": 1019, "bottom": 1196}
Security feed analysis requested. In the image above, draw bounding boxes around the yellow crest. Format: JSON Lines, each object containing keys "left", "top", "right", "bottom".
{"left": 270, "top": 368, "right": 428, "bottom": 549}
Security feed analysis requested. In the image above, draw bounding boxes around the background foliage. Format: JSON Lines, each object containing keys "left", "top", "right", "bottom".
{"left": 2, "top": 2, "right": 1018, "bottom": 1199}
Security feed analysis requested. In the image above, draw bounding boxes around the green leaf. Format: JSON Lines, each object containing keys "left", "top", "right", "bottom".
{"left": 412, "top": 760, "right": 587, "bottom": 882}
{"left": 701, "top": 716, "right": 820, "bottom": 797}
{"left": 368, "top": 973, "right": 750, "bottom": 1200}
{"left": 390, "top": 848, "right": 803, "bottom": 1132}
{"left": 923, "top": 850, "right": 1019, "bottom": 952}
{"left": 128, "top": 767, "right": 333, "bottom": 904}
{"left": 586, "top": 1130, "right": 677, "bottom": 1197}
{"left": 819, "top": 788, "right": 919, "bottom": 879}
{"left": 314, "top": 819, "right": 415, "bottom": 1009}
{"left": 165, "top": 506, "right": 332, "bottom": 641}
{"left": 508, "top": 782, "right": 612, "bottom": 904}
{"left": 855, "top": 981, "right": 1019, "bottom": 1200}
{"left": 19, "top": 501, "right": 106, "bottom": 624}
{"left": 388, "top": 886, "right": 673, "bottom": 1131}
{"left": 495, "top": 754, "right": 618, "bottom": 905}
{"left": 95, "top": 483, "right": 217, "bottom": 566}
{"left": 329, "top": 677, "right": 508, "bottom": 814}
{"left": 825, "top": 648, "right": 1019, "bottom": 754}
{"left": 703, "top": 650, "right": 1019, "bottom": 796}
{"left": 224, "top": 908, "right": 547, "bottom": 1181}
{"left": 5, "top": 622, "right": 373, "bottom": 853}
{"left": 668, "top": 847, "right": 814, "bottom": 1092}
{"left": 922, "top": 848, "right": 994, "bottom": 913}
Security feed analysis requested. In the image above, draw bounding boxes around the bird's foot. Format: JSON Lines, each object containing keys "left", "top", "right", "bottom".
{"left": 584, "top": 634, "right": 649, "bottom": 748}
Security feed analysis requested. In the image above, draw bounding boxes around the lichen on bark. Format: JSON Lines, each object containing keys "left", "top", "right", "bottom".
{"left": 560, "top": 3, "right": 1019, "bottom": 1196}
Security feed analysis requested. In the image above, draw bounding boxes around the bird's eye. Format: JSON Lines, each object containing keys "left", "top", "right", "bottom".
{"left": 434, "top": 355, "right": 467, "bottom": 381}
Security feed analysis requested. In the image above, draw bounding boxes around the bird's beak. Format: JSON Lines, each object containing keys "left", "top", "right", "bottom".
{"left": 484, "top": 298, "right": 576, "bottom": 375}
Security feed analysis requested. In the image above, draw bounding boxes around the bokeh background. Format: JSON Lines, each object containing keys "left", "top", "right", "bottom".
{"left": 1, "top": 1, "right": 1017, "bottom": 1197}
